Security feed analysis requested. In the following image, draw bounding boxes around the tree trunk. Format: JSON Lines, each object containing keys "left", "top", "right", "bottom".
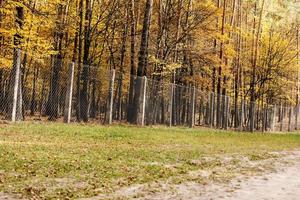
{"left": 116, "top": 6, "right": 129, "bottom": 121}
{"left": 250, "top": 0, "right": 265, "bottom": 132}
{"left": 127, "top": 0, "right": 137, "bottom": 123}
{"left": 80, "top": 0, "right": 93, "bottom": 122}
{"left": 217, "top": 0, "right": 227, "bottom": 128}
{"left": 132, "top": 0, "right": 153, "bottom": 123}
{"left": 46, "top": 4, "right": 65, "bottom": 120}
{"left": 76, "top": 0, "right": 84, "bottom": 121}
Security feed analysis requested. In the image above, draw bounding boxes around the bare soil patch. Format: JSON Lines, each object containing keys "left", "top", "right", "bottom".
{"left": 84, "top": 151, "right": 300, "bottom": 200}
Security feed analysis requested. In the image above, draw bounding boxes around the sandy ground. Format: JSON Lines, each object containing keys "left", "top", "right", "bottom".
{"left": 144, "top": 153, "right": 300, "bottom": 200}
{"left": 137, "top": 151, "right": 300, "bottom": 200}
{"left": 85, "top": 151, "right": 300, "bottom": 200}
{"left": 2, "top": 151, "right": 300, "bottom": 200}
{"left": 0, "top": 193, "right": 20, "bottom": 200}
{"left": 219, "top": 163, "right": 300, "bottom": 200}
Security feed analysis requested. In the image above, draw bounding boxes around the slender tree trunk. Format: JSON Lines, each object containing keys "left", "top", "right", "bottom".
{"left": 217, "top": 0, "right": 226, "bottom": 127}
{"left": 47, "top": 4, "right": 65, "bottom": 121}
{"left": 127, "top": 0, "right": 137, "bottom": 123}
{"left": 249, "top": 0, "right": 265, "bottom": 132}
{"left": 132, "top": 0, "right": 153, "bottom": 123}
{"left": 80, "top": 0, "right": 93, "bottom": 122}
{"left": 116, "top": 6, "right": 129, "bottom": 121}
{"left": 234, "top": 0, "right": 241, "bottom": 127}
{"left": 251, "top": 0, "right": 265, "bottom": 103}
{"left": 76, "top": 0, "right": 84, "bottom": 121}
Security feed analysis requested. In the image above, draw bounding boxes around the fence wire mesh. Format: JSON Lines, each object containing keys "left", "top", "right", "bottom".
{"left": 1, "top": 50, "right": 300, "bottom": 132}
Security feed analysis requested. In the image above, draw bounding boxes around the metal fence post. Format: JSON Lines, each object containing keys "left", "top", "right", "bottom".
{"left": 239, "top": 100, "right": 244, "bottom": 131}
{"left": 172, "top": 84, "right": 177, "bottom": 126}
{"left": 12, "top": 48, "right": 22, "bottom": 122}
{"left": 295, "top": 105, "right": 299, "bottom": 130}
{"left": 271, "top": 105, "right": 276, "bottom": 132}
{"left": 169, "top": 83, "right": 174, "bottom": 127}
{"left": 249, "top": 101, "right": 256, "bottom": 132}
{"left": 262, "top": 107, "right": 267, "bottom": 132}
{"left": 221, "top": 95, "right": 226, "bottom": 129}
{"left": 189, "top": 86, "right": 196, "bottom": 128}
{"left": 64, "top": 63, "right": 75, "bottom": 123}
{"left": 224, "top": 96, "right": 230, "bottom": 130}
{"left": 141, "top": 76, "right": 147, "bottom": 126}
{"left": 108, "top": 69, "right": 115, "bottom": 125}
{"left": 210, "top": 92, "right": 215, "bottom": 127}
{"left": 288, "top": 106, "right": 292, "bottom": 132}
{"left": 280, "top": 104, "right": 284, "bottom": 131}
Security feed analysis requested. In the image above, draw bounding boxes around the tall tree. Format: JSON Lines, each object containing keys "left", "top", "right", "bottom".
{"left": 132, "top": 0, "right": 153, "bottom": 123}
{"left": 80, "top": 0, "right": 93, "bottom": 122}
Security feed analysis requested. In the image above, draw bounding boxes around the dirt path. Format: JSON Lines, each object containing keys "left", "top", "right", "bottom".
{"left": 0, "top": 193, "right": 20, "bottom": 200}
{"left": 158, "top": 156, "right": 300, "bottom": 200}
{"left": 137, "top": 151, "right": 300, "bottom": 200}
{"left": 84, "top": 151, "right": 300, "bottom": 200}
{"left": 220, "top": 163, "right": 300, "bottom": 200}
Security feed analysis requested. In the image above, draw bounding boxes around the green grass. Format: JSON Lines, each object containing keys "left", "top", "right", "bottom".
{"left": 0, "top": 123, "right": 300, "bottom": 199}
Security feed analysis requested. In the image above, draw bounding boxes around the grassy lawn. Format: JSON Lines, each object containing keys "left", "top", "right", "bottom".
{"left": 1, "top": 123, "right": 300, "bottom": 199}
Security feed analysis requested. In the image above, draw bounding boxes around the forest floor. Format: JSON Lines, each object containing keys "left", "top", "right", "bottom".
{"left": 0, "top": 123, "right": 300, "bottom": 199}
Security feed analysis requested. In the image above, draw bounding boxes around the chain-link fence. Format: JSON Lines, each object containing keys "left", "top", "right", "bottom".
{"left": 1, "top": 49, "right": 300, "bottom": 132}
